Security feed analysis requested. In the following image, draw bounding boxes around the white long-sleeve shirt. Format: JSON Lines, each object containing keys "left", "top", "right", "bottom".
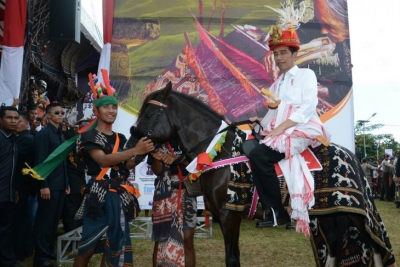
{"left": 269, "top": 65, "right": 318, "bottom": 124}
{"left": 260, "top": 65, "right": 330, "bottom": 157}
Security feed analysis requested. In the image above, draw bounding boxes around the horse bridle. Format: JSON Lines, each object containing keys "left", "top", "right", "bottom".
{"left": 146, "top": 99, "right": 173, "bottom": 140}
{"left": 146, "top": 99, "right": 260, "bottom": 163}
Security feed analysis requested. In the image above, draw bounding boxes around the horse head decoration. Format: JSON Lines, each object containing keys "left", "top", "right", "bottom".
{"left": 127, "top": 82, "right": 396, "bottom": 267}
{"left": 131, "top": 81, "right": 226, "bottom": 162}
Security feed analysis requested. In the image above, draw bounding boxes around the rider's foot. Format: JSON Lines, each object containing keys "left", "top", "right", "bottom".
{"left": 285, "top": 223, "right": 295, "bottom": 230}
{"left": 256, "top": 207, "right": 291, "bottom": 228}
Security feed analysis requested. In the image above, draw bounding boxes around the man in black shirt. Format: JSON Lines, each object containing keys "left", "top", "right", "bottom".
{"left": 0, "top": 106, "right": 26, "bottom": 267}
{"left": 13, "top": 113, "right": 35, "bottom": 261}
{"left": 33, "top": 103, "right": 69, "bottom": 267}
{"left": 73, "top": 95, "right": 154, "bottom": 267}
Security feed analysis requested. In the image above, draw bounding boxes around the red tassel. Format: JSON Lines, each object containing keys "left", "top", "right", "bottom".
{"left": 88, "top": 73, "right": 98, "bottom": 100}
{"left": 101, "top": 69, "right": 114, "bottom": 96}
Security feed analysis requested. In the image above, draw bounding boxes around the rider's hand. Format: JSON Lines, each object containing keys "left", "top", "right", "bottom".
{"left": 249, "top": 117, "right": 261, "bottom": 130}
{"left": 134, "top": 137, "right": 155, "bottom": 155}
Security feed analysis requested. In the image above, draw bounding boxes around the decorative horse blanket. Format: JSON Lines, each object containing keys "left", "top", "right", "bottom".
{"left": 208, "top": 129, "right": 395, "bottom": 266}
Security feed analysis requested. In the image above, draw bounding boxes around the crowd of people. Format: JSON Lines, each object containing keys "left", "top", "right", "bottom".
{"left": 360, "top": 152, "right": 400, "bottom": 206}
{"left": 0, "top": 0, "right": 399, "bottom": 265}
{"left": 0, "top": 102, "right": 87, "bottom": 267}
{"left": 0, "top": 76, "right": 201, "bottom": 267}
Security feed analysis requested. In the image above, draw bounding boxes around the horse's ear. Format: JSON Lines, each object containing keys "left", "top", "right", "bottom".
{"left": 158, "top": 81, "right": 173, "bottom": 101}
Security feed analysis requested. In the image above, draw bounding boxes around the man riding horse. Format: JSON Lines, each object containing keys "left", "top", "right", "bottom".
{"left": 248, "top": 23, "right": 330, "bottom": 232}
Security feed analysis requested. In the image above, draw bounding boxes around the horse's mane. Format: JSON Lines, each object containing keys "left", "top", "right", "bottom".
{"left": 170, "top": 91, "right": 225, "bottom": 121}
{"left": 137, "top": 89, "right": 225, "bottom": 122}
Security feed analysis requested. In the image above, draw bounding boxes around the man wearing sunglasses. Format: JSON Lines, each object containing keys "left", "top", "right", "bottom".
{"left": 32, "top": 102, "right": 69, "bottom": 267}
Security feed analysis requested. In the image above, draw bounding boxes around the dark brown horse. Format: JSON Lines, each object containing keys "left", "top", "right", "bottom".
{"left": 126, "top": 82, "right": 396, "bottom": 267}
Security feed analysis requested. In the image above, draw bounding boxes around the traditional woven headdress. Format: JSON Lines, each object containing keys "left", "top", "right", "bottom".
{"left": 265, "top": 0, "right": 312, "bottom": 51}
{"left": 89, "top": 69, "right": 118, "bottom": 108}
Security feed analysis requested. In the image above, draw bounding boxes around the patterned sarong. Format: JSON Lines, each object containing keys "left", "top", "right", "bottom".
{"left": 152, "top": 165, "right": 197, "bottom": 267}
{"left": 77, "top": 192, "right": 133, "bottom": 267}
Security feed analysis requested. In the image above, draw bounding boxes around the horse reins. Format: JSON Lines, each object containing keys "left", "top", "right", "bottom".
{"left": 146, "top": 99, "right": 261, "bottom": 164}
{"left": 172, "top": 119, "right": 259, "bottom": 164}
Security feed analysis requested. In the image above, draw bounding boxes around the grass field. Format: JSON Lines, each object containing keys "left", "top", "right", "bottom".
{"left": 132, "top": 199, "right": 400, "bottom": 267}
{"left": 20, "top": 199, "right": 400, "bottom": 266}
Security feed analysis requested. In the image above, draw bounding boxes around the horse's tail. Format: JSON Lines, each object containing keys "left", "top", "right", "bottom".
{"left": 350, "top": 195, "right": 360, "bottom": 205}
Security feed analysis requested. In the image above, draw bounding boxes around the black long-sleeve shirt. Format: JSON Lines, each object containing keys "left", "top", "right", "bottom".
{"left": 34, "top": 123, "right": 68, "bottom": 190}
{"left": 15, "top": 130, "right": 35, "bottom": 190}
{"left": 0, "top": 128, "right": 17, "bottom": 202}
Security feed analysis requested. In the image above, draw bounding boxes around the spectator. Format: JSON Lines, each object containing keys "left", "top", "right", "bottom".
{"left": 396, "top": 152, "right": 400, "bottom": 208}
{"left": 13, "top": 113, "right": 36, "bottom": 261}
{"left": 355, "top": 141, "right": 362, "bottom": 163}
{"left": 361, "top": 158, "right": 377, "bottom": 194}
{"left": 380, "top": 154, "right": 394, "bottom": 201}
{"left": 394, "top": 152, "right": 400, "bottom": 208}
{"left": 0, "top": 106, "right": 26, "bottom": 267}
{"left": 32, "top": 102, "right": 69, "bottom": 267}
{"left": 31, "top": 90, "right": 39, "bottom": 105}
{"left": 27, "top": 105, "right": 42, "bottom": 132}
{"left": 371, "top": 161, "right": 380, "bottom": 198}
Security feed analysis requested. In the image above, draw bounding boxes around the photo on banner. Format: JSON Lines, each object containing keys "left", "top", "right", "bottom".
{"left": 109, "top": 0, "right": 354, "bottom": 206}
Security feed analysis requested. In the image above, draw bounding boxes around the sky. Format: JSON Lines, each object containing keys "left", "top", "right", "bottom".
{"left": 348, "top": 0, "right": 400, "bottom": 142}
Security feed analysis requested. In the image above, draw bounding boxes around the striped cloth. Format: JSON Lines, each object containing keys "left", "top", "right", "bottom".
{"left": 260, "top": 101, "right": 330, "bottom": 236}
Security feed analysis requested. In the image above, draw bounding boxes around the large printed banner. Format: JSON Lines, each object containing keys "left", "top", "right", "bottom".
{"left": 108, "top": 0, "right": 354, "bottom": 208}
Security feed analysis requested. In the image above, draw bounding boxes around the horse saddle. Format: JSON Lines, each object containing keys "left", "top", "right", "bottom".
{"left": 241, "top": 134, "right": 261, "bottom": 157}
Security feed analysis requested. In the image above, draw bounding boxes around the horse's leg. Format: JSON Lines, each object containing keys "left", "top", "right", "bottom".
{"left": 219, "top": 209, "right": 242, "bottom": 267}
{"left": 348, "top": 214, "right": 384, "bottom": 267}
{"left": 202, "top": 169, "right": 242, "bottom": 267}
{"left": 317, "top": 216, "right": 337, "bottom": 267}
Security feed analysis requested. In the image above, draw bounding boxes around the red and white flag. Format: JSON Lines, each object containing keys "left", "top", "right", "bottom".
{"left": 96, "top": 0, "right": 114, "bottom": 84}
{"left": 0, "top": 0, "right": 27, "bottom": 106}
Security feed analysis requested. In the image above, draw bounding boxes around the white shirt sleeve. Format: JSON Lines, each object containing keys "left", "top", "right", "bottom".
{"left": 288, "top": 69, "right": 318, "bottom": 124}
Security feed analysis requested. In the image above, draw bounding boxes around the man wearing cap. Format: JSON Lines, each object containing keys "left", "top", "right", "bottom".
{"left": 248, "top": 24, "right": 330, "bottom": 230}
{"left": 73, "top": 94, "right": 154, "bottom": 267}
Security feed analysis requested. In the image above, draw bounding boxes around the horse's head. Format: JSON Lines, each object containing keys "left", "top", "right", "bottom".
{"left": 126, "top": 82, "right": 175, "bottom": 150}
{"left": 126, "top": 81, "right": 226, "bottom": 161}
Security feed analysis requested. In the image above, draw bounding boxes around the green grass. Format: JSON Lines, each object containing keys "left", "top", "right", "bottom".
{"left": 20, "top": 200, "right": 399, "bottom": 266}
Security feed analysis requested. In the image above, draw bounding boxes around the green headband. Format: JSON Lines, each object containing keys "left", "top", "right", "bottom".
{"left": 94, "top": 96, "right": 118, "bottom": 108}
